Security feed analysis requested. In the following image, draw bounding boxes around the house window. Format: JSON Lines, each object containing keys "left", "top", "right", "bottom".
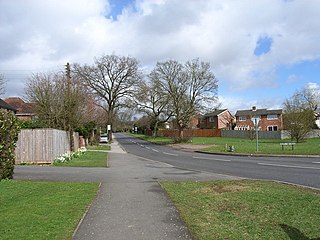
{"left": 267, "top": 114, "right": 278, "bottom": 120}
{"left": 239, "top": 116, "right": 246, "bottom": 121}
{"left": 208, "top": 116, "right": 215, "bottom": 122}
{"left": 267, "top": 126, "right": 278, "bottom": 131}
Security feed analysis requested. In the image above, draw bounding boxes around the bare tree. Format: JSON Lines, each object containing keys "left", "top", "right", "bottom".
{"left": 74, "top": 54, "right": 142, "bottom": 140}
{"left": 283, "top": 87, "right": 317, "bottom": 142}
{"left": 25, "top": 71, "right": 88, "bottom": 150}
{"left": 0, "top": 74, "right": 6, "bottom": 95}
{"left": 151, "top": 59, "right": 218, "bottom": 141}
{"left": 114, "top": 107, "right": 135, "bottom": 132}
{"left": 134, "top": 78, "right": 172, "bottom": 137}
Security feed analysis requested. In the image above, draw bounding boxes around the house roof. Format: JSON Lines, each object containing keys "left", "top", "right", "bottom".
{"left": 3, "top": 97, "right": 35, "bottom": 115}
{"left": 0, "top": 98, "right": 17, "bottom": 112}
{"left": 235, "top": 108, "right": 282, "bottom": 117}
{"left": 203, "top": 109, "right": 228, "bottom": 117}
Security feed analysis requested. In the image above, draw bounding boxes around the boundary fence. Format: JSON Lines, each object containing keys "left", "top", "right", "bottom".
{"left": 15, "top": 129, "right": 79, "bottom": 164}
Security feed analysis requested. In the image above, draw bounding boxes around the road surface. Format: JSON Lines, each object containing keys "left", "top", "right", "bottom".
{"left": 115, "top": 133, "right": 320, "bottom": 189}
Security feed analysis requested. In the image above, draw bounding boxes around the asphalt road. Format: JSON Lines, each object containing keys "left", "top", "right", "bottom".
{"left": 115, "top": 133, "right": 320, "bottom": 189}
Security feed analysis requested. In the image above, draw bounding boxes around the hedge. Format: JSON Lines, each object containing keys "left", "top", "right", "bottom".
{"left": 0, "top": 109, "right": 20, "bottom": 180}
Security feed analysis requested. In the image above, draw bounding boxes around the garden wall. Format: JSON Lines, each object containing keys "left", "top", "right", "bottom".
{"left": 15, "top": 129, "right": 79, "bottom": 164}
{"left": 222, "top": 130, "right": 282, "bottom": 139}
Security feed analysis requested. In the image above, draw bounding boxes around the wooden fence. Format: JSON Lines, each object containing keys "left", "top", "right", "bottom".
{"left": 15, "top": 129, "right": 79, "bottom": 164}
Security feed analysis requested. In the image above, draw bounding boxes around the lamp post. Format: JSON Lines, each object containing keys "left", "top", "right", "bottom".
{"left": 251, "top": 117, "right": 260, "bottom": 152}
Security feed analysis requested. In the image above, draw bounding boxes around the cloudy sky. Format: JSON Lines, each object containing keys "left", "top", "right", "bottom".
{"left": 1, "top": 0, "right": 319, "bottom": 113}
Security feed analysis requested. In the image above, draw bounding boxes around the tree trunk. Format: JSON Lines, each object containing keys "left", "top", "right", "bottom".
{"left": 153, "top": 121, "right": 159, "bottom": 137}
{"left": 178, "top": 126, "right": 184, "bottom": 142}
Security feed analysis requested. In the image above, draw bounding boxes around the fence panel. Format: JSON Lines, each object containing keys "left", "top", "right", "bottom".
{"left": 157, "top": 129, "right": 221, "bottom": 137}
{"left": 15, "top": 129, "right": 78, "bottom": 164}
{"left": 222, "top": 130, "right": 281, "bottom": 139}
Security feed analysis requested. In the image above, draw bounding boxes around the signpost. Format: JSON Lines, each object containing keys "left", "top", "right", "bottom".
{"left": 251, "top": 117, "right": 260, "bottom": 152}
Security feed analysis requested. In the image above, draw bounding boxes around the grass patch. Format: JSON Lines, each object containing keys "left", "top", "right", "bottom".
{"left": 161, "top": 180, "right": 320, "bottom": 240}
{"left": 129, "top": 133, "right": 320, "bottom": 155}
{"left": 86, "top": 145, "right": 111, "bottom": 151}
{"left": 0, "top": 180, "right": 99, "bottom": 240}
{"left": 192, "top": 137, "right": 320, "bottom": 155}
{"left": 130, "top": 133, "right": 174, "bottom": 144}
{"left": 54, "top": 151, "right": 108, "bottom": 167}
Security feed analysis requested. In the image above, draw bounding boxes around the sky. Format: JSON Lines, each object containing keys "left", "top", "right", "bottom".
{"left": 0, "top": 0, "right": 319, "bottom": 113}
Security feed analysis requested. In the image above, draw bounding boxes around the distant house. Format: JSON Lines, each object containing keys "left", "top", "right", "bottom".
{"left": 4, "top": 97, "right": 36, "bottom": 120}
{"left": 235, "top": 106, "right": 283, "bottom": 131}
{"left": 200, "top": 109, "right": 234, "bottom": 129}
{"left": 0, "top": 98, "right": 16, "bottom": 113}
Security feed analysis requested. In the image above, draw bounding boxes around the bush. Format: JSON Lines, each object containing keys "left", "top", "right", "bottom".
{"left": 0, "top": 110, "right": 20, "bottom": 180}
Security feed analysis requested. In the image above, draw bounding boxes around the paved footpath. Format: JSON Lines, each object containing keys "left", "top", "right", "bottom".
{"left": 14, "top": 136, "right": 239, "bottom": 240}
{"left": 73, "top": 136, "right": 239, "bottom": 240}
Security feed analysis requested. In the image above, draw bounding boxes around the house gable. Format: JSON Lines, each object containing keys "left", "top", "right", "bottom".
{"left": 0, "top": 99, "right": 17, "bottom": 113}
{"left": 4, "top": 97, "right": 36, "bottom": 120}
{"left": 201, "top": 109, "right": 234, "bottom": 129}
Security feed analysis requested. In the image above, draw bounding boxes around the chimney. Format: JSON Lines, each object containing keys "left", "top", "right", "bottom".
{"left": 252, "top": 106, "right": 256, "bottom": 111}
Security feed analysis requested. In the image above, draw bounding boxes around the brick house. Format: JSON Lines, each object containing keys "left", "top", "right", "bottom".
{"left": 235, "top": 106, "right": 283, "bottom": 131}
{"left": 0, "top": 98, "right": 16, "bottom": 113}
{"left": 4, "top": 97, "right": 36, "bottom": 120}
{"left": 200, "top": 109, "right": 234, "bottom": 129}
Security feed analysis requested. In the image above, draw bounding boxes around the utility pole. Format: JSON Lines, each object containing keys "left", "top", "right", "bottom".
{"left": 65, "top": 62, "right": 74, "bottom": 151}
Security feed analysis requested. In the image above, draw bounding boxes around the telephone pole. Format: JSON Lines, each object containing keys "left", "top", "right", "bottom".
{"left": 65, "top": 62, "right": 74, "bottom": 151}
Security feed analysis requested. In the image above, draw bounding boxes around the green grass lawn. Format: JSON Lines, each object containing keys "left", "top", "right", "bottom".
{"left": 129, "top": 133, "right": 174, "bottom": 144}
{"left": 192, "top": 137, "right": 320, "bottom": 155}
{"left": 86, "top": 145, "right": 111, "bottom": 151}
{"left": 162, "top": 180, "right": 320, "bottom": 240}
{"left": 53, "top": 151, "right": 108, "bottom": 167}
{"left": 0, "top": 180, "right": 99, "bottom": 240}
{"left": 130, "top": 133, "right": 320, "bottom": 155}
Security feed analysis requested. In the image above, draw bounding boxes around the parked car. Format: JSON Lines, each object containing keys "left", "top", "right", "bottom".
{"left": 100, "top": 134, "right": 109, "bottom": 143}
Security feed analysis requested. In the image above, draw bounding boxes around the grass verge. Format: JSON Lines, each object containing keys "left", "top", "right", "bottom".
{"left": 130, "top": 133, "right": 320, "bottom": 155}
{"left": 161, "top": 180, "right": 320, "bottom": 240}
{"left": 193, "top": 137, "right": 320, "bottom": 155}
{"left": 54, "top": 151, "right": 108, "bottom": 167}
{"left": 129, "top": 133, "right": 174, "bottom": 144}
{"left": 86, "top": 145, "right": 111, "bottom": 151}
{"left": 0, "top": 180, "right": 99, "bottom": 240}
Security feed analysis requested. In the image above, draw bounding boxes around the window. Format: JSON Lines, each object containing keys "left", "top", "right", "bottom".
{"left": 208, "top": 116, "right": 215, "bottom": 122}
{"left": 267, "top": 126, "right": 278, "bottom": 131}
{"left": 239, "top": 116, "right": 246, "bottom": 121}
{"left": 267, "top": 114, "right": 278, "bottom": 120}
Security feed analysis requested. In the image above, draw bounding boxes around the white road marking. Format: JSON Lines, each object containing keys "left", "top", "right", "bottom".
{"left": 145, "top": 147, "right": 151, "bottom": 150}
{"left": 152, "top": 149, "right": 159, "bottom": 152}
{"left": 313, "top": 162, "right": 320, "bottom": 164}
{"left": 163, "top": 152, "right": 179, "bottom": 156}
{"left": 192, "top": 156, "right": 231, "bottom": 162}
{"left": 258, "top": 162, "right": 320, "bottom": 170}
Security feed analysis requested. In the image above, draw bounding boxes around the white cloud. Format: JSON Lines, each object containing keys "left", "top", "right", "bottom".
{"left": 306, "top": 82, "right": 320, "bottom": 91}
{"left": 1, "top": 0, "right": 320, "bottom": 109}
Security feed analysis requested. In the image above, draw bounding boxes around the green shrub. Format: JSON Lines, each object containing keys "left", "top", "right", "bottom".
{"left": 0, "top": 110, "right": 20, "bottom": 180}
